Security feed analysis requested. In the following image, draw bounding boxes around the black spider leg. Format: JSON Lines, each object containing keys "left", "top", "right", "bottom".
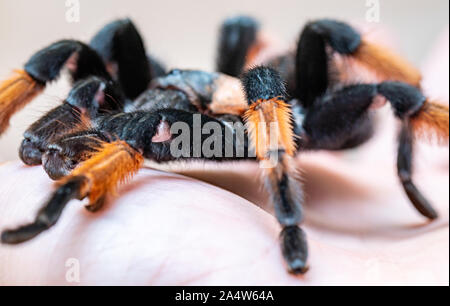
{"left": 14, "top": 39, "right": 114, "bottom": 165}
{"left": 397, "top": 120, "right": 438, "bottom": 219}
{"left": 0, "top": 39, "right": 112, "bottom": 138}
{"left": 297, "top": 82, "right": 438, "bottom": 219}
{"left": 300, "top": 84, "right": 377, "bottom": 151}
{"left": 1, "top": 137, "right": 144, "bottom": 244}
{"left": 148, "top": 56, "right": 167, "bottom": 79}
{"left": 20, "top": 77, "right": 124, "bottom": 166}
{"left": 293, "top": 19, "right": 437, "bottom": 218}
{"left": 295, "top": 19, "right": 362, "bottom": 107}
{"left": 216, "top": 15, "right": 260, "bottom": 77}
{"left": 90, "top": 18, "right": 159, "bottom": 100}
{"left": 1, "top": 177, "right": 86, "bottom": 244}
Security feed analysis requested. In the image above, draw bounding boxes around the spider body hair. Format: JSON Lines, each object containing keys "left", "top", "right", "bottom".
{"left": 0, "top": 70, "right": 43, "bottom": 135}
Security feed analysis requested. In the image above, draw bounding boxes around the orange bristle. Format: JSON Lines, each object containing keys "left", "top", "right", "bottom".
{"left": 244, "top": 98, "right": 296, "bottom": 160}
{"left": 411, "top": 100, "right": 449, "bottom": 144}
{"left": 59, "top": 140, "right": 144, "bottom": 205}
{"left": 354, "top": 40, "right": 422, "bottom": 87}
{"left": 0, "top": 70, "right": 44, "bottom": 135}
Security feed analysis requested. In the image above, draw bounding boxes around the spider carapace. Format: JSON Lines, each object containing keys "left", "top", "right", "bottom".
{"left": 0, "top": 17, "right": 448, "bottom": 274}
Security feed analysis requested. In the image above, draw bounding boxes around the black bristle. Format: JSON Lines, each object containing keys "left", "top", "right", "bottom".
{"left": 242, "top": 66, "right": 287, "bottom": 104}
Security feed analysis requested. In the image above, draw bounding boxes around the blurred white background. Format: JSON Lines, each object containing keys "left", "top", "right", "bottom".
{"left": 0, "top": 0, "right": 448, "bottom": 161}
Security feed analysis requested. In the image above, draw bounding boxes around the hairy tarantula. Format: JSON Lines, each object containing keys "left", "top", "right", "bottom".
{"left": 0, "top": 17, "right": 448, "bottom": 275}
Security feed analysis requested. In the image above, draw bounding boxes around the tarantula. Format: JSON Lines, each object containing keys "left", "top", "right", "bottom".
{"left": 0, "top": 17, "right": 448, "bottom": 275}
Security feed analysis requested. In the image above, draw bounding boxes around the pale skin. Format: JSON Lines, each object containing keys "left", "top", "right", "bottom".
{"left": 0, "top": 28, "right": 448, "bottom": 286}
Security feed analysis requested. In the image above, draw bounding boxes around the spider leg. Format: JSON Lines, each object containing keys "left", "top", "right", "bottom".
{"left": 90, "top": 18, "right": 163, "bottom": 100}
{"left": 216, "top": 16, "right": 260, "bottom": 77}
{"left": 0, "top": 40, "right": 109, "bottom": 136}
{"left": 1, "top": 177, "right": 86, "bottom": 244}
{"left": 269, "top": 19, "right": 422, "bottom": 103}
{"left": 0, "top": 18, "right": 160, "bottom": 137}
{"left": 19, "top": 77, "right": 124, "bottom": 165}
{"left": 397, "top": 120, "right": 438, "bottom": 219}
{"left": 1, "top": 141, "right": 143, "bottom": 244}
{"left": 263, "top": 20, "right": 364, "bottom": 104}
{"left": 300, "top": 84, "right": 378, "bottom": 150}
{"left": 291, "top": 19, "right": 446, "bottom": 218}
{"left": 298, "top": 82, "right": 448, "bottom": 219}
{"left": 241, "top": 67, "right": 308, "bottom": 274}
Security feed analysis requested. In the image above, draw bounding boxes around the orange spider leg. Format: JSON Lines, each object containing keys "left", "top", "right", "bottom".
{"left": 0, "top": 70, "right": 44, "bottom": 134}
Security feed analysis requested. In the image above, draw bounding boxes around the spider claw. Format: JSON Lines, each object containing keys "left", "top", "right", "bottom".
{"left": 217, "top": 15, "right": 260, "bottom": 77}
{"left": 1, "top": 178, "right": 85, "bottom": 245}
{"left": 397, "top": 120, "right": 440, "bottom": 221}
